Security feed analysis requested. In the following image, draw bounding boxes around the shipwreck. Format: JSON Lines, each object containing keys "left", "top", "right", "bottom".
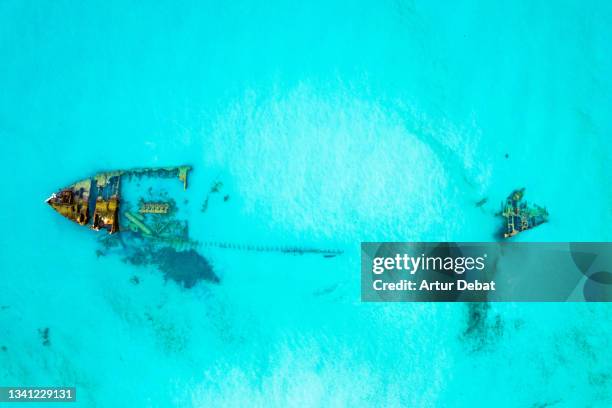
{"left": 500, "top": 188, "right": 548, "bottom": 238}
{"left": 46, "top": 165, "right": 342, "bottom": 287}
{"left": 46, "top": 166, "right": 190, "bottom": 235}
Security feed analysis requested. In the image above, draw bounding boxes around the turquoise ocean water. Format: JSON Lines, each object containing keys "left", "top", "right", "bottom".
{"left": 1, "top": 0, "right": 611, "bottom": 406}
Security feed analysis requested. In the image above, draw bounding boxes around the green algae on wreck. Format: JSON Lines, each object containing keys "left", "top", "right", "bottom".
{"left": 500, "top": 188, "right": 548, "bottom": 238}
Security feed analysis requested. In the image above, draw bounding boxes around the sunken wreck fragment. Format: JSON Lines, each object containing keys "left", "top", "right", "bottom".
{"left": 500, "top": 188, "right": 548, "bottom": 238}
{"left": 45, "top": 166, "right": 220, "bottom": 287}
{"left": 46, "top": 166, "right": 191, "bottom": 234}
{"left": 46, "top": 178, "right": 92, "bottom": 226}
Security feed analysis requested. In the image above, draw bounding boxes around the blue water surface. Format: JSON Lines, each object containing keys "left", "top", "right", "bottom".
{"left": 1, "top": 1, "right": 611, "bottom": 406}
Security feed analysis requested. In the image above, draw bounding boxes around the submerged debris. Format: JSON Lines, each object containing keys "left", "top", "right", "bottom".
{"left": 119, "top": 242, "right": 219, "bottom": 288}
{"left": 210, "top": 181, "right": 223, "bottom": 193}
{"left": 139, "top": 202, "right": 170, "bottom": 214}
{"left": 201, "top": 197, "right": 209, "bottom": 213}
{"left": 200, "top": 241, "right": 343, "bottom": 257}
{"left": 475, "top": 197, "right": 488, "bottom": 207}
{"left": 463, "top": 303, "right": 503, "bottom": 352}
{"left": 500, "top": 188, "right": 548, "bottom": 238}
{"left": 38, "top": 328, "right": 50, "bottom": 347}
{"left": 201, "top": 180, "right": 225, "bottom": 212}
{"left": 155, "top": 248, "right": 218, "bottom": 288}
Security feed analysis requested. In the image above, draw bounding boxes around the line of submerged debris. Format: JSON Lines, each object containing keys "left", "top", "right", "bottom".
{"left": 199, "top": 241, "right": 343, "bottom": 257}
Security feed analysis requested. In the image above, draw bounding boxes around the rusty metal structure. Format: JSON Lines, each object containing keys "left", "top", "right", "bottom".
{"left": 46, "top": 166, "right": 191, "bottom": 235}
{"left": 500, "top": 188, "right": 548, "bottom": 238}
{"left": 139, "top": 202, "right": 170, "bottom": 214}
{"left": 46, "top": 179, "right": 91, "bottom": 226}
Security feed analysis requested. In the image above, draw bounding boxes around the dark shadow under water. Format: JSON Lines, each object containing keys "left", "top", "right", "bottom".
{"left": 97, "top": 233, "right": 220, "bottom": 288}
